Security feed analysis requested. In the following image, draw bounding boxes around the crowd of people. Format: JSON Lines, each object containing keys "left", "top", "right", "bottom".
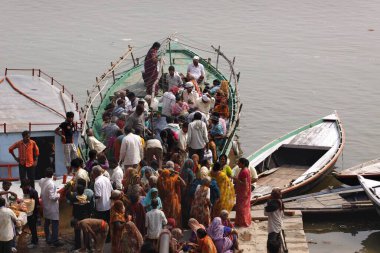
{"left": 0, "top": 42, "right": 285, "bottom": 253}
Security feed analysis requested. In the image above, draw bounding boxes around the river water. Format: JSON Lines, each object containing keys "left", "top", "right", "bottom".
{"left": 1, "top": 1, "right": 380, "bottom": 252}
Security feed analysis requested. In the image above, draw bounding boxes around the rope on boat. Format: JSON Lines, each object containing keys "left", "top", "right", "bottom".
{"left": 5, "top": 76, "right": 66, "bottom": 119}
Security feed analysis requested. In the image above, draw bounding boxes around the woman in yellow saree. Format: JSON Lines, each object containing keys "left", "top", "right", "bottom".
{"left": 210, "top": 162, "right": 235, "bottom": 218}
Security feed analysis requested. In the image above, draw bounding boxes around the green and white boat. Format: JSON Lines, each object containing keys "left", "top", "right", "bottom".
{"left": 80, "top": 35, "right": 242, "bottom": 161}
{"left": 248, "top": 112, "right": 345, "bottom": 204}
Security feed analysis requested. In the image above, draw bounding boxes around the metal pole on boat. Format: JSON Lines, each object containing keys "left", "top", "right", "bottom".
{"left": 112, "top": 70, "right": 115, "bottom": 84}
{"left": 32, "top": 68, "right": 35, "bottom": 76}
{"left": 3, "top": 123, "right": 6, "bottom": 134}
{"left": 5, "top": 68, "right": 7, "bottom": 76}
{"left": 169, "top": 41, "right": 172, "bottom": 65}
{"left": 216, "top": 45, "right": 220, "bottom": 70}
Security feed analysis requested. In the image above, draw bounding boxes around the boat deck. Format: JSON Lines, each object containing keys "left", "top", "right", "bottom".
{"left": 340, "top": 158, "right": 380, "bottom": 175}
{"left": 253, "top": 165, "right": 309, "bottom": 198}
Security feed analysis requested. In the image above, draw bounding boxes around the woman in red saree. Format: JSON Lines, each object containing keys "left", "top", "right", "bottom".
{"left": 144, "top": 42, "right": 160, "bottom": 95}
{"left": 157, "top": 169, "right": 186, "bottom": 227}
{"left": 233, "top": 158, "right": 252, "bottom": 227}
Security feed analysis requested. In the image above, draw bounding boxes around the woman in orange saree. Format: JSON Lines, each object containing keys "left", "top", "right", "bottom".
{"left": 110, "top": 200, "right": 126, "bottom": 253}
{"left": 233, "top": 158, "right": 252, "bottom": 227}
{"left": 157, "top": 169, "right": 186, "bottom": 227}
{"left": 197, "top": 228, "right": 217, "bottom": 253}
{"left": 210, "top": 162, "right": 235, "bottom": 218}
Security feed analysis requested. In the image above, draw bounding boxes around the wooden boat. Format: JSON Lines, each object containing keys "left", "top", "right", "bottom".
{"left": 249, "top": 112, "right": 345, "bottom": 204}
{"left": 358, "top": 175, "right": 380, "bottom": 216}
{"left": 280, "top": 185, "right": 373, "bottom": 214}
{"left": 333, "top": 158, "right": 380, "bottom": 186}
{"left": 80, "top": 35, "right": 241, "bottom": 160}
{"left": 0, "top": 69, "right": 82, "bottom": 179}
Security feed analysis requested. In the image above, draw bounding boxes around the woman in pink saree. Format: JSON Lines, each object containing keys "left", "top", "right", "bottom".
{"left": 233, "top": 158, "right": 252, "bottom": 227}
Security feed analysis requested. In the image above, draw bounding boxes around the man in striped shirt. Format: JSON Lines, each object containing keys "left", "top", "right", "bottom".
{"left": 9, "top": 131, "right": 39, "bottom": 188}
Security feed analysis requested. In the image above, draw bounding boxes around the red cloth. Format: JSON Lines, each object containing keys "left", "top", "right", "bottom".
{"left": 128, "top": 202, "right": 146, "bottom": 236}
{"left": 235, "top": 168, "right": 251, "bottom": 227}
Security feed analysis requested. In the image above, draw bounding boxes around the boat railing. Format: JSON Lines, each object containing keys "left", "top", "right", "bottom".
{"left": 0, "top": 121, "right": 83, "bottom": 134}
{"left": 0, "top": 163, "right": 19, "bottom": 181}
{"left": 4, "top": 68, "right": 81, "bottom": 114}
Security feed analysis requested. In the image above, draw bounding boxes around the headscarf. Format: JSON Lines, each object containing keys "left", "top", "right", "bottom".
{"left": 167, "top": 218, "right": 176, "bottom": 229}
{"left": 110, "top": 200, "right": 126, "bottom": 224}
{"left": 171, "top": 228, "right": 183, "bottom": 240}
{"left": 199, "top": 166, "right": 209, "bottom": 180}
{"left": 188, "top": 218, "right": 205, "bottom": 234}
{"left": 207, "top": 217, "right": 224, "bottom": 240}
{"left": 142, "top": 188, "right": 162, "bottom": 211}
{"left": 220, "top": 80, "right": 229, "bottom": 99}
{"left": 181, "top": 159, "right": 195, "bottom": 183}
{"left": 124, "top": 221, "right": 144, "bottom": 251}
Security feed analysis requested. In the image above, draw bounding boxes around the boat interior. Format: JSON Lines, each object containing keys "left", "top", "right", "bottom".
{"left": 252, "top": 144, "right": 330, "bottom": 197}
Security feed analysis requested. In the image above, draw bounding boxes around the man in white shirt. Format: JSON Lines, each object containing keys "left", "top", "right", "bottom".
{"left": 39, "top": 168, "right": 63, "bottom": 247}
{"left": 110, "top": 161, "right": 123, "bottom": 190}
{"left": 182, "top": 82, "right": 199, "bottom": 108}
{"left": 145, "top": 199, "right": 167, "bottom": 240}
{"left": 93, "top": 165, "right": 113, "bottom": 242}
{"left": 195, "top": 94, "right": 215, "bottom": 119}
{"left": 166, "top": 65, "right": 183, "bottom": 90}
{"left": 178, "top": 122, "right": 188, "bottom": 165}
{"left": 71, "top": 158, "right": 90, "bottom": 187}
{"left": 145, "top": 138, "right": 163, "bottom": 169}
{"left": 160, "top": 86, "right": 179, "bottom": 117}
{"left": 86, "top": 128, "right": 106, "bottom": 154}
{"left": 187, "top": 55, "right": 205, "bottom": 84}
{"left": 0, "top": 197, "right": 18, "bottom": 252}
{"left": 264, "top": 188, "right": 284, "bottom": 253}
{"left": 119, "top": 126, "right": 143, "bottom": 168}
{"left": 187, "top": 112, "right": 209, "bottom": 161}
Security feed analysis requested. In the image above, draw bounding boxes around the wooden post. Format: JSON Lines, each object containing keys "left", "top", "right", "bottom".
{"left": 229, "top": 57, "right": 236, "bottom": 83}
{"left": 32, "top": 68, "right": 35, "bottom": 76}
{"left": 5, "top": 68, "right": 7, "bottom": 76}
{"left": 71, "top": 94, "right": 74, "bottom": 102}
{"left": 38, "top": 69, "right": 41, "bottom": 77}
{"left": 51, "top": 77, "right": 54, "bottom": 85}
{"left": 129, "top": 45, "right": 136, "bottom": 66}
{"left": 112, "top": 70, "right": 115, "bottom": 83}
{"left": 136, "top": 58, "right": 140, "bottom": 65}
{"left": 29, "top": 122, "right": 32, "bottom": 132}
{"left": 208, "top": 58, "right": 211, "bottom": 64}
{"left": 62, "top": 85, "right": 65, "bottom": 93}
{"left": 3, "top": 123, "right": 6, "bottom": 134}
{"left": 237, "top": 72, "right": 241, "bottom": 83}
{"left": 216, "top": 45, "right": 220, "bottom": 70}
{"left": 97, "top": 85, "right": 103, "bottom": 102}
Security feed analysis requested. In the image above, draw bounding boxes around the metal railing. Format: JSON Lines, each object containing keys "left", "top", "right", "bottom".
{"left": 1, "top": 68, "right": 83, "bottom": 133}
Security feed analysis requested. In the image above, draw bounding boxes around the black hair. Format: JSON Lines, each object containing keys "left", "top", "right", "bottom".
{"left": 194, "top": 112, "right": 202, "bottom": 120}
{"left": 182, "top": 122, "right": 189, "bottom": 129}
{"left": 66, "top": 111, "right": 74, "bottom": 118}
{"left": 140, "top": 160, "right": 147, "bottom": 168}
{"left": 45, "top": 168, "right": 54, "bottom": 178}
{"left": 196, "top": 228, "right": 208, "bottom": 239}
{"left": 152, "top": 42, "right": 161, "bottom": 49}
{"left": 130, "top": 194, "right": 139, "bottom": 204}
{"left": 117, "top": 99, "right": 125, "bottom": 106}
{"left": 135, "top": 104, "right": 145, "bottom": 115}
{"left": 151, "top": 199, "right": 159, "bottom": 209}
{"left": 212, "top": 161, "right": 222, "bottom": 172}
{"left": 219, "top": 154, "right": 227, "bottom": 161}
{"left": 239, "top": 157, "right": 250, "bottom": 168}
{"left": 150, "top": 160, "right": 159, "bottom": 170}
{"left": 22, "top": 130, "right": 30, "bottom": 137}
{"left": 89, "top": 149, "right": 97, "bottom": 159}
{"left": 213, "top": 79, "right": 221, "bottom": 86}
{"left": 77, "top": 178, "right": 87, "bottom": 188}
{"left": 2, "top": 180, "right": 12, "bottom": 186}
{"left": 127, "top": 92, "right": 135, "bottom": 100}
{"left": 168, "top": 65, "right": 175, "bottom": 71}
{"left": 71, "top": 158, "right": 82, "bottom": 169}
{"left": 200, "top": 159, "right": 209, "bottom": 167}
{"left": 124, "top": 125, "right": 133, "bottom": 135}
{"left": 140, "top": 242, "right": 157, "bottom": 253}
{"left": 76, "top": 184, "right": 85, "bottom": 195}
{"left": 0, "top": 197, "right": 5, "bottom": 207}
{"left": 166, "top": 116, "right": 174, "bottom": 124}
{"left": 267, "top": 232, "right": 281, "bottom": 253}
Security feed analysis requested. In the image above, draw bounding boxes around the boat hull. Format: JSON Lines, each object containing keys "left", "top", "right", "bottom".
{"left": 334, "top": 173, "right": 380, "bottom": 186}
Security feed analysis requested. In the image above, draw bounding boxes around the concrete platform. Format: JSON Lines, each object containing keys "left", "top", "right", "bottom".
{"left": 230, "top": 207, "right": 310, "bottom": 253}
